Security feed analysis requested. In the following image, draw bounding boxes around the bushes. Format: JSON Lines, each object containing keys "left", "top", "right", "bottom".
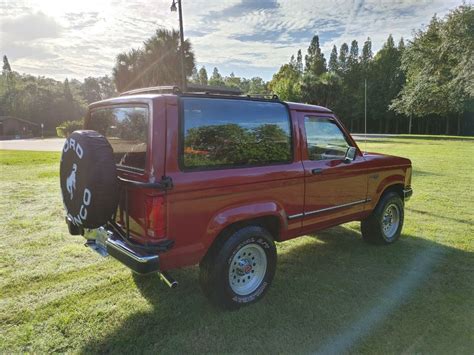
{"left": 56, "top": 119, "right": 84, "bottom": 138}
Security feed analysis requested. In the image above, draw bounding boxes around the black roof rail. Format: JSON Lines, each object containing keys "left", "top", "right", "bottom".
{"left": 119, "top": 86, "right": 181, "bottom": 96}
{"left": 246, "top": 94, "right": 279, "bottom": 100}
{"left": 118, "top": 84, "right": 278, "bottom": 99}
{"left": 186, "top": 84, "right": 242, "bottom": 95}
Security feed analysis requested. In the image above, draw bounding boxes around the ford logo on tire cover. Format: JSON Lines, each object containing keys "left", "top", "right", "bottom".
{"left": 60, "top": 130, "right": 119, "bottom": 228}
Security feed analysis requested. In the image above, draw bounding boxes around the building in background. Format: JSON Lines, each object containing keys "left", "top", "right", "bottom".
{"left": 0, "top": 116, "right": 39, "bottom": 140}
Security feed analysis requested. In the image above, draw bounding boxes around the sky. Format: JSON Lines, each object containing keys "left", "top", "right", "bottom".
{"left": 0, "top": 0, "right": 465, "bottom": 82}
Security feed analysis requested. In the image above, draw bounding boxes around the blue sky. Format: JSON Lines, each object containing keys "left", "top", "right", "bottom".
{"left": 0, "top": 0, "right": 465, "bottom": 81}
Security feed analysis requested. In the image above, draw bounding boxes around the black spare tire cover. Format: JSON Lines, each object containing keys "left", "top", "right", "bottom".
{"left": 60, "top": 130, "right": 119, "bottom": 228}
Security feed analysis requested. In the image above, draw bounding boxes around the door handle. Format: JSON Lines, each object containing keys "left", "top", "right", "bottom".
{"left": 311, "top": 168, "right": 323, "bottom": 175}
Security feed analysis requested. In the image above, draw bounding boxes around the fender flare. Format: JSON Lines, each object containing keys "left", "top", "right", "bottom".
{"left": 203, "top": 201, "right": 287, "bottom": 247}
{"left": 374, "top": 174, "right": 405, "bottom": 204}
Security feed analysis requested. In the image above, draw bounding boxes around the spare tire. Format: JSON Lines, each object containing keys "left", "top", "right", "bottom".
{"left": 60, "top": 130, "right": 119, "bottom": 228}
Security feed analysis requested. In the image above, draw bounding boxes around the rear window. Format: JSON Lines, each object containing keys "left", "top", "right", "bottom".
{"left": 181, "top": 98, "right": 292, "bottom": 170}
{"left": 89, "top": 105, "right": 148, "bottom": 172}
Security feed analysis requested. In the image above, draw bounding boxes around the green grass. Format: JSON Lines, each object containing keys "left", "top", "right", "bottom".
{"left": 0, "top": 139, "right": 473, "bottom": 354}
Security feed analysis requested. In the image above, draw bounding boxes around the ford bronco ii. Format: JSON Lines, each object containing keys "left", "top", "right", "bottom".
{"left": 60, "top": 85, "right": 413, "bottom": 309}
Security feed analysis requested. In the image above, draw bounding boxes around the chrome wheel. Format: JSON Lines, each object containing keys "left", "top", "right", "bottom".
{"left": 228, "top": 243, "right": 267, "bottom": 296}
{"left": 382, "top": 203, "right": 400, "bottom": 240}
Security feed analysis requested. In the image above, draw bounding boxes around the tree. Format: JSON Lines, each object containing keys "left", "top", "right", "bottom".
{"left": 305, "top": 35, "right": 327, "bottom": 76}
{"left": 224, "top": 72, "right": 241, "bottom": 89}
{"left": 81, "top": 76, "right": 116, "bottom": 104}
{"left": 338, "top": 43, "right": 349, "bottom": 74}
{"left": 2, "top": 55, "right": 11, "bottom": 73}
{"left": 370, "top": 35, "right": 405, "bottom": 132}
{"left": 248, "top": 77, "right": 267, "bottom": 94}
{"left": 190, "top": 67, "right": 199, "bottom": 83}
{"left": 296, "top": 49, "right": 303, "bottom": 73}
{"left": 209, "top": 67, "right": 225, "bottom": 87}
{"left": 268, "top": 63, "right": 302, "bottom": 102}
{"left": 81, "top": 77, "right": 102, "bottom": 104}
{"left": 391, "top": 6, "right": 473, "bottom": 135}
{"left": 328, "top": 45, "right": 339, "bottom": 72}
{"left": 198, "top": 66, "right": 208, "bottom": 85}
{"left": 348, "top": 40, "right": 359, "bottom": 67}
{"left": 112, "top": 29, "right": 195, "bottom": 92}
{"left": 361, "top": 38, "right": 373, "bottom": 65}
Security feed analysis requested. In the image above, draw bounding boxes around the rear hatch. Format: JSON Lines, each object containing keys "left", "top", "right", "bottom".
{"left": 86, "top": 98, "right": 168, "bottom": 245}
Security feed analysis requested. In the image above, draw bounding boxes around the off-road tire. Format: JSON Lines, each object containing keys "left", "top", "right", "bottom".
{"left": 199, "top": 225, "right": 277, "bottom": 310}
{"left": 361, "top": 191, "right": 404, "bottom": 245}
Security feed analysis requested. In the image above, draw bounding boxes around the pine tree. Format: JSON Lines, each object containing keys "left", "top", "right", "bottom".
{"left": 361, "top": 38, "right": 373, "bottom": 64}
{"left": 190, "top": 67, "right": 199, "bottom": 83}
{"left": 338, "top": 43, "right": 349, "bottom": 73}
{"left": 296, "top": 50, "right": 303, "bottom": 73}
{"left": 209, "top": 67, "right": 225, "bottom": 87}
{"left": 198, "top": 66, "right": 208, "bottom": 85}
{"left": 305, "top": 35, "right": 327, "bottom": 76}
{"left": 2, "top": 55, "right": 12, "bottom": 73}
{"left": 328, "top": 45, "right": 339, "bottom": 72}
{"left": 349, "top": 40, "right": 359, "bottom": 66}
{"left": 398, "top": 37, "right": 405, "bottom": 52}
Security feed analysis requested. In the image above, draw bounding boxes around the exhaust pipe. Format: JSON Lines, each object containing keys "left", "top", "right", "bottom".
{"left": 159, "top": 272, "right": 178, "bottom": 288}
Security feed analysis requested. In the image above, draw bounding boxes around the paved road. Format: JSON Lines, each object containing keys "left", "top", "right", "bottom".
{"left": 0, "top": 138, "right": 64, "bottom": 151}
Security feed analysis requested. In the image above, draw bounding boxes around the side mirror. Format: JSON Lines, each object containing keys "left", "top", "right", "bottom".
{"left": 344, "top": 146, "right": 357, "bottom": 163}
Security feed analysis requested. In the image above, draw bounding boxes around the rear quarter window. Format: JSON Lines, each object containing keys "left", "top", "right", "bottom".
{"left": 181, "top": 98, "right": 292, "bottom": 170}
{"left": 88, "top": 105, "right": 148, "bottom": 172}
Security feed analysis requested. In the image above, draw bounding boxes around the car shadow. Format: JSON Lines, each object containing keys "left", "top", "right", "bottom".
{"left": 407, "top": 207, "right": 472, "bottom": 225}
{"left": 80, "top": 225, "right": 472, "bottom": 354}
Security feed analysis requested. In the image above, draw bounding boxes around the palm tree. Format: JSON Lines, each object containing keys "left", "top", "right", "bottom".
{"left": 113, "top": 29, "right": 195, "bottom": 92}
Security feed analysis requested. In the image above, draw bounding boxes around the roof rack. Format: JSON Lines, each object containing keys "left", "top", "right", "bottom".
{"left": 118, "top": 84, "right": 278, "bottom": 100}
{"left": 186, "top": 84, "right": 242, "bottom": 95}
{"left": 119, "top": 86, "right": 181, "bottom": 96}
{"left": 246, "top": 94, "right": 279, "bottom": 100}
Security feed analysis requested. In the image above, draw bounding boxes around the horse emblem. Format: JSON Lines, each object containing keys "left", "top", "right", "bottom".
{"left": 66, "top": 163, "right": 77, "bottom": 200}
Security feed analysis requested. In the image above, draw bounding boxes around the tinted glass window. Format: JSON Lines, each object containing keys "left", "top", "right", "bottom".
{"left": 182, "top": 98, "right": 292, "bottom": 169}
{"left": 89, "top": 105, "right": 148, "bottom": 171}
{"left": 304, "top": 116, "right": 351, "bottom": 160}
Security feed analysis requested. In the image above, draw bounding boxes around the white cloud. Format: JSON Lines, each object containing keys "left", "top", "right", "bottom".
{"left": 0, "top": 0, "right": 465, "bottom": 81}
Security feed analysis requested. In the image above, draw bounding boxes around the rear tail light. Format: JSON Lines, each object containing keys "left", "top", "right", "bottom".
{"left": 145, "top": 195, "right": 166, "bottom": 239}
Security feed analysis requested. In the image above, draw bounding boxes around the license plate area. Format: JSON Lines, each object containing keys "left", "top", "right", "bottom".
{"left": 84, "top": 227, "right": 111, "bottom": 257}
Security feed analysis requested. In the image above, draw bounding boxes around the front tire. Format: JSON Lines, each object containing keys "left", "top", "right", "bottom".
{"left": 199, "top": 225, "right": 277, "bottom": 310}
{"left": 361, "top": 191, "right": 404, "bottom": 244}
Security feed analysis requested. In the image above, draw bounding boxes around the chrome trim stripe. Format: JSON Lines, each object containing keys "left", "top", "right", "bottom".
{"left": 287, "top": 213, "right": 304, "bottom": 220}
{"left": 287, "top": 199, "right": 371, "bottom": 220}
{"left": 106, "top": 238, "right": 159, "bottom": 264}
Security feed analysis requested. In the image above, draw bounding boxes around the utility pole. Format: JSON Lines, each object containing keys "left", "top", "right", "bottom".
{"left": 171, "top": 0, "right": 187, "bottom": 91}
{"left": 364, "top": 78, "right": 367, "bottom": 152}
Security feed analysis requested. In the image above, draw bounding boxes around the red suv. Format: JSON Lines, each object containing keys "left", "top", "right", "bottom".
{"left": 60, "top": 85, "right": 413, "bottom": 309}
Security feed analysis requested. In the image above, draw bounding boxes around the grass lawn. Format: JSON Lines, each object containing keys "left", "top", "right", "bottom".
{"left": 0, "top": 137, "right": 473, "bottom": 353}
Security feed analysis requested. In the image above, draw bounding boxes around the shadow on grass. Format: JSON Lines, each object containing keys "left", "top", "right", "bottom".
{"left": 81, "top": 226, "right": 472, "bottom": 354}
{"left": 407, "top": 207, "right": 472, "bottom": 225}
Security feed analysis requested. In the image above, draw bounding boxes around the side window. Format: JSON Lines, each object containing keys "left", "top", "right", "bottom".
{"left": 182, "top": 98, "right": 292, "bottom": 169}
{"left": 89, "top": 105, "right": 148, "bottom": 172}
{"left": 304, "top": 116, "right": 351, "bottom": 161}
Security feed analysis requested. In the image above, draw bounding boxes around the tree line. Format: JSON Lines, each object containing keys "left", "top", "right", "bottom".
{"left": 0, "top": 4, "right": 472, "bottom": 136}
{"left": 269, "top": 4, "right": 473, "bottom": 135}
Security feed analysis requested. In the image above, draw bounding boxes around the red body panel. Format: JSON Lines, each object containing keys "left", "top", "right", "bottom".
{"left": 87, "top": 95, "right": 412, "bottom": 271}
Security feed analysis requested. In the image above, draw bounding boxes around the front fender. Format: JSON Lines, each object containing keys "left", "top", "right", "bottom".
{"left": 203, "top": 201, "right": 287, "bottom": 247}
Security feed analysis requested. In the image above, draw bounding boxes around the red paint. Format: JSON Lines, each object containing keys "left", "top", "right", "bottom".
{"left": 85, "top": 94, "right": 412, "bottom": 271}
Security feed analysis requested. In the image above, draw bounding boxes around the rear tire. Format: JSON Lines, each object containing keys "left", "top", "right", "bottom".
{"left": 199, "top": 225, "right": 277, "bottom": 310}
{"left": 361, "top": 191, "right": 404, "bottom": 245}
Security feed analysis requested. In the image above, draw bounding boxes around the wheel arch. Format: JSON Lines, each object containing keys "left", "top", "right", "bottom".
{"left": 380, "top": 183, "right": 404, "bottom": 201}
{"left": 201, "top": 202, "right": 285, "bottom": 264}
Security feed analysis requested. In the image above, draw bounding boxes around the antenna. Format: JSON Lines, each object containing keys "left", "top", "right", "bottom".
{"left": 364, "top": 78, "right": 367, "bottom": 153}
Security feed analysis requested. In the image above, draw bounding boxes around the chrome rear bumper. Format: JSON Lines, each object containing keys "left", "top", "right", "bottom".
{"left": 83, "top": 227, "right": 160, "bottom": 274}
